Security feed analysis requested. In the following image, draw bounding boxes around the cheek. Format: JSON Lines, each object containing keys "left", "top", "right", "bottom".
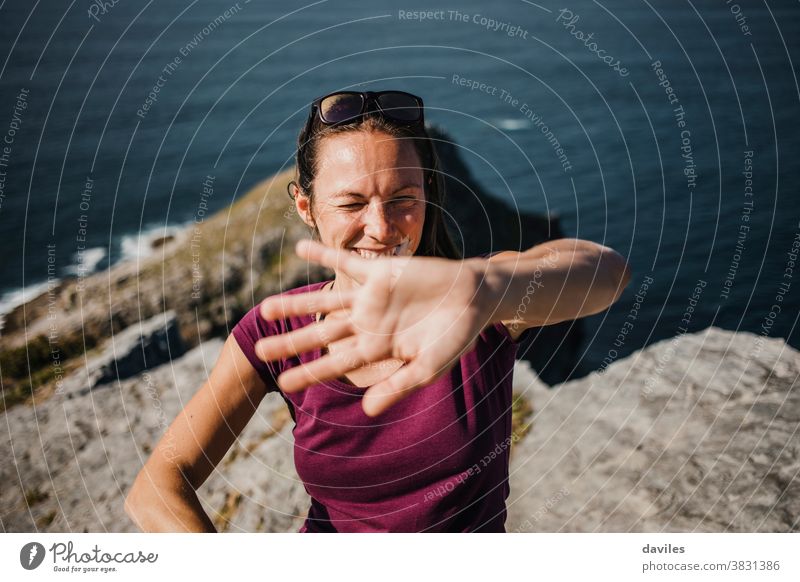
{"left": 316, "top": 209, "right": 361, "bottom": 240}
{"left": 388, "top": 207, "right": 420, "bottom": 228}
{"left": 407, "top": 204, "right": 426, "bottom": 232}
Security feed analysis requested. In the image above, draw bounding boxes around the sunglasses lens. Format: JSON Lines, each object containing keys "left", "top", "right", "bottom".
{"left": 319, "top": 93, "right": 364, "bottom": 124}
{"left": 377, "top": 92, "right": 421, "bottom": 122}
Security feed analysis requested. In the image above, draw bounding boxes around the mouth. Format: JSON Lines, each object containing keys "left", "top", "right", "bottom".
{"left": 349, "top": 237, "right": 411, "bottom": 259}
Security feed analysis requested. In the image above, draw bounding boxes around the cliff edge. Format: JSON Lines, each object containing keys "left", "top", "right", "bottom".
{"left": 2, "top": 325, "right": 796, "bottom": 532}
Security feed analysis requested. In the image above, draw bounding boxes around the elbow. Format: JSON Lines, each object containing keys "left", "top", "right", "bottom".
{"left": 124, "top": 465, "right": 168, "bottom": 530}
{"left": 605, "top": 247, "right": 631, "bottom": 303}
{"left": 619, "top": 253, "right": 632, "bottom": 291}
{"left": 123, "top": 493, "right": 141, "bottom": 530}
{"left": 611, "top": 251, "right": 631, "bottom": 303}
{"left": 124, "top": 473, "right": 148, "bottom": 529}
{"left": 124, "top": 495, "right": 137, "bottom": 519}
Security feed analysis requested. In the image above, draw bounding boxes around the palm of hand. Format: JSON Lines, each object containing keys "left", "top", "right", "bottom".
{"left": 256, "top": 240, "right": 490, "bottom": 416}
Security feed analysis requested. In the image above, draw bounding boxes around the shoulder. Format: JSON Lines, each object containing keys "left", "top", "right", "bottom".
{"left": 280, "top": 279, "right": 331, "bottom": 297}
{"left": 229, "top": 279, "right": 330, "bottom": 392}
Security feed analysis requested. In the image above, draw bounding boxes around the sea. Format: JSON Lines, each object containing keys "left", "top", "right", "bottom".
{"left": 0, "top": 0, "right": 798, "bottom": 373}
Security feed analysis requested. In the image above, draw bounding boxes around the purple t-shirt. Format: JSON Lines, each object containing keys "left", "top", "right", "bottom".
{"left": 232, "top": 278, "right": 531, "bottom": 532}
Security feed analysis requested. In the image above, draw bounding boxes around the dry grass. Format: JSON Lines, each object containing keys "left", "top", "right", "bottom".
{"left": 511, "top": 391, "right": 534, "bottom": 448}
{"left": 213, "top": 491, "right": 243, "bottom": 532}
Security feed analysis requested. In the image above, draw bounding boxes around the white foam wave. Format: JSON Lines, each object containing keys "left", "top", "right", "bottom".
{"left": 494, "top": 118, "right": 529, "bottom": 131}
{"left": 118, "top": 224, "right": 185, "bottom": 262}
{"left": 64, "top": 246, "right": 107, "bottom": 276}
{"left": 0, "top": 279, "right": 54, "bottom": 331}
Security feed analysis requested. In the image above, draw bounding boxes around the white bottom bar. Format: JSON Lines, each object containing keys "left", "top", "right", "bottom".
{"left": 2, "top": 533, "right": 798, "bottom": 581}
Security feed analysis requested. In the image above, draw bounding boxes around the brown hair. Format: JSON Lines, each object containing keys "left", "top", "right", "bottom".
{"left": 291, "top": 111, "right": 462, "bottom": 260}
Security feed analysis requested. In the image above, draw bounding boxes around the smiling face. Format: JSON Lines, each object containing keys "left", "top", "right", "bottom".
{"left": 294, "top": 129, "right": 427, "bottom": 286}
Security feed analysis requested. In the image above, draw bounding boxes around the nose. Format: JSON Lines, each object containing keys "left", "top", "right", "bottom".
{"left": 361, "top": 199, "right": 396, "bottom": 241}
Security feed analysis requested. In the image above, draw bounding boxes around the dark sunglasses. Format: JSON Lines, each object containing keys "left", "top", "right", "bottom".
{"left": 306, "top": 90, "right": 425, "bottom": 129}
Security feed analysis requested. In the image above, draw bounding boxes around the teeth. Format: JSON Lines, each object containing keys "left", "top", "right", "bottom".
{"left": 351, "top": 237, "right": 411, "bottom": 260}
{"left": 355, "top": 249, "right": 393, "bottom": 259}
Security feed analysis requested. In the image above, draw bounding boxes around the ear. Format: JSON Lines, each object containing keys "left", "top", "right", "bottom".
{"left": 293, "top": 186, "right": 315, "bottom": 228}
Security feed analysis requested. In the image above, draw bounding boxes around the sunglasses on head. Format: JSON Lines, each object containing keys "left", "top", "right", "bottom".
{"left": 306, "top": 90, "right": 425, "bottom": 129}
{"left": 290, "top": 90, "right": 428, "bottom": 200}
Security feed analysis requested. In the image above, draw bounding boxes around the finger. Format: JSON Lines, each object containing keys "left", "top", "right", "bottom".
{"left": 296, "top": 239, "right": 372, "bottom": 283}
{"left": 259, "top": 287, "right": 355, "bottom": 321}
{"left": 276, "top": 346, "right": 376, "bottom": 393}
{"left": 254, "top": 317, "right": 353, "bottom": 362}
{"left": 362, "top": 360, "right": 446, "bottom": 417}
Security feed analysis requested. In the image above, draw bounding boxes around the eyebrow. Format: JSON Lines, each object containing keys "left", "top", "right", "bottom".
{"left": 331, "top": 184, "right": 422, "bottom": 199}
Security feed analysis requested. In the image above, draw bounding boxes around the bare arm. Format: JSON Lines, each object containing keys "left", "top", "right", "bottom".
{"left": 480, "top": 238, "right": 632, "bottom": 339}
{"left": 124, "top": 335, "right": 270, "bottom": 532}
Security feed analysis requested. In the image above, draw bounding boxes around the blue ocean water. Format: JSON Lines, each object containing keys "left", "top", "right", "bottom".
{"left": 0, "top": 0, "right": 798, "bottom": 372}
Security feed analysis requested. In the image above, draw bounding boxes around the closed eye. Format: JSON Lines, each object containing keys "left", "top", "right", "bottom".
{"left": 336, "top": 197, "right": 417, "bottom": 211}
{"left": 390, "top": 197, "right": 418, "bottom": 205}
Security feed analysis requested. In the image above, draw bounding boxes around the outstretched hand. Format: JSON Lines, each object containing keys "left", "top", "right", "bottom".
{"left": 255, "top": 239, "right": 492, "bottom": 417}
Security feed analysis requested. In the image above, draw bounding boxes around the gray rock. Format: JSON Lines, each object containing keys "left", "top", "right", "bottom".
{"left": 89, "top": 311, "right": 186, "bottom": 387}
{"left": 0, "top": 338, "right": 307, "bottom": 533}
{"left": 506, "top": 326, "right": 800, "bottom": 532}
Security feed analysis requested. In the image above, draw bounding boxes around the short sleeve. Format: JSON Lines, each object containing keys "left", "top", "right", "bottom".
{"left": 492, "top": 320, "right": 533, "bottom": 345}
{"left": 231, "top": 305, "right": 282, "bottom": 394}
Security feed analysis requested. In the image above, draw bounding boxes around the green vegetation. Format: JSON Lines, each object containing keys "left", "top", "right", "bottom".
{"left": 1, "top": 332, "right": 99, "bottom": 411}
{"left": 511, "top": 391, "right": 534, "bottom": 447}
{"left": 213, "top": 491, "right": 243, "bottom": 532}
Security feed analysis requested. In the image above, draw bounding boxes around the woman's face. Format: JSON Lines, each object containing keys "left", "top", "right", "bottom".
{"left": 296, "top": 129, "right": 427, "bottom": 270}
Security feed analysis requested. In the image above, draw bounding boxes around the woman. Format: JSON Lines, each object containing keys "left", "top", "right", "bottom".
{"left": 124, "top": 90, "right": 631, "bottom": 532}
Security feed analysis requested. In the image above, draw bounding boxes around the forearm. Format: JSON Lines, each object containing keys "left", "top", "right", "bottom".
{"left": 474, "top": 239, "right": 631, "bottom": 327}
{"left": 125, "top": 472, "right": 217, "bottom": 533}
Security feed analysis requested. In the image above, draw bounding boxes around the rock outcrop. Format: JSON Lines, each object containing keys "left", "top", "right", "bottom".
{"left": 88, "top": 311, "right": 185, "bottom": 387}
{"left": 506, "top": 327, "right": 800, "bottom": 533}
{"left": 2, "top": 326, "right": 796, "bottom": 532}
{"left": 0, "top": 338, "right": 306, "bottom": 533}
